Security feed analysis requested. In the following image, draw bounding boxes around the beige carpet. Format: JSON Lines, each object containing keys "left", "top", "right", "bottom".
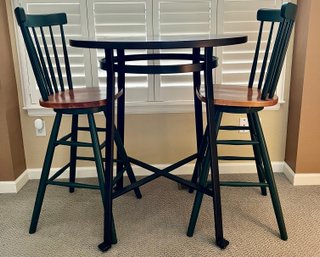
{"left": 1, "top": 173, "right": 320, "bottom": 257}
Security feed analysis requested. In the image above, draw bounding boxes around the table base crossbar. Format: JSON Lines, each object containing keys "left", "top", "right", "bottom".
{"left": 112, "top": 154, "right": 213, "bottom": 199}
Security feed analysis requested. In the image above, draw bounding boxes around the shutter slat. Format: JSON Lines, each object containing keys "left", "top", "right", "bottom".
{"left": 155, "top": 0, "right": 215, "bottom": 101}
{"left": 91, "top": 0, "right": 149, "bottom": 93}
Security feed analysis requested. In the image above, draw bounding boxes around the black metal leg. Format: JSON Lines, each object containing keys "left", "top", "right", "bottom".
{"left": 189, "top": 127, "right": 209, "bottom": 195}
{"left": 69, "top": 114, "right": 78, "bottom": 193}
{"left": 207, "top": 114, "right": 229, "bottom": 249}
{"left": 204, "top": 47, "right": 229, "bottom": 249}
{"left": 115, "top": 49, "right": 125, "bottom": 192}
{"left": 103, "top": 109, "right": 142, "bottom": 199}
{"left": 99, "top": 49, "right": 115, "bottom": 252}
{"left": 187, "top": 111, "right": 222, "bottom": 236}
{"left": 189, "top": 48, "right": 203, "bottom": 193}
{"left": 247, "top": 113, "right": 267, "bottom": 196}
{"left": 115, "top": 95, "right": 125, "bottom": 191}
{"left": 209, "top": 111, "right": 228, "bottom": 248}
{"left": 114, "top": 128, "right": 142, "bottom": 199}
{"left": 29, "top": 113, "right": 62, "bottom": 233}
{"left": 187, "top": 139, "right": 210, "bottom": 236}
{"left": 88, "top": 114, "right": 118, "bottom": 244}
{"left": 252, "top": 112, "right": 287, "bottom": 240}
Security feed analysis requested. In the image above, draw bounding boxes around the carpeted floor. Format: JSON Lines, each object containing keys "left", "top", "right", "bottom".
{"left": 1, "top": 173, "right": 320, "bottom": 257}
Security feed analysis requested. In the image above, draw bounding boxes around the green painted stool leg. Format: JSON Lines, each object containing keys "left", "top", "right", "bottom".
{"left": 189, "top": 162, "right": 199, "bottom": 193}
{"left": 247, "top": 113, "right": 267, "bottom": 196}
{"left": 187, "top": 143, "right": 210, "bottom": 237}
{"left": 87, "top": 114, "right": 117, "bottom": 244}
{"left": 69, "top": 114, "right": 78, "bottom": 193}
{"left": 114, "top": 128, "right": 142, "bottom": 199}
{"left": 29, "top": 113, "right": 62, "bottom": 234}
{"left": 252, "top": 112, "right": 287, "bottom": 240}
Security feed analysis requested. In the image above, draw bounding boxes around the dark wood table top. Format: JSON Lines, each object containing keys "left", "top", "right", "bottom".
{"left": 70, "top": 34, "right": 247, "bottom": 49}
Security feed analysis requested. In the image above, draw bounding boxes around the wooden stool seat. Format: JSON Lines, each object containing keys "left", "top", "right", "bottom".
{"left": 40, "top": 87, "right": 122, "bottom": 109}
{"left": 197, "top": 84, "right": 278, "bottom": 108}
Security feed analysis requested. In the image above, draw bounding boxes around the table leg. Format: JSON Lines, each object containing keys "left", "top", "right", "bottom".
{"left": 204, "top": 47, "right": 229, "bottom": 249}
{"left": 115, "top": 49, "right": 125, "bottom": 191}
{"left": 189, "top": 47, "right": 203, "bottom": 193}
{"left": 99, "top": 49, "right": 115, "bottom": 252}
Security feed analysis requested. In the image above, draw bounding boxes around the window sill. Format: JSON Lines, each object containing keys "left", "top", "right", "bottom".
{"left": 23, "top": 100, "right": 284, "bottom": 117}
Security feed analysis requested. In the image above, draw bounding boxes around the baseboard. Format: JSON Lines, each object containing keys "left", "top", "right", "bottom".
{"left": 0, "top": 170, "right": 29, "bottom": 193}
{"left": 282, "top": 163, "right": 295, "bottom": 184}
{"left": 2, "top": 161, "right": 319, "bottom": 193}
{"left": 283, "top": 162, "right": 320, "bottom": 185}
{"left": 0, "top": 162, "right": 285, "bottom": 193}
{"left": 219, "top": 161, "right": 283, "bottom": 174}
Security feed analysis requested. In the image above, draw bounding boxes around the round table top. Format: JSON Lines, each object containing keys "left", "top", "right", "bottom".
{"left": 70, "top": 34, "right": 247, "bottom": 50}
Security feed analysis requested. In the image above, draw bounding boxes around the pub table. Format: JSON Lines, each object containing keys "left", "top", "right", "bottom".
{"left": 70, "top": 33, "right": 247, "bottom": 252}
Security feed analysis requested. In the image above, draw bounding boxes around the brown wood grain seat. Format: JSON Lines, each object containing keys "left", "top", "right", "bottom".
{"left": 39, "top": 87, "right": 122, "bottom": 109}
{"left": 197, "top": 84, "right": 278, "bottom": 108}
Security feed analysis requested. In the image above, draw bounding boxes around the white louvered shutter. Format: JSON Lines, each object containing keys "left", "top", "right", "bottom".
{"left": 16, "top": 0, "right": 90, "bottom": 105}
{"left": 15, "top": 0, "right": 289, "bottom": 113}
{"left": 153, "top": 0, "right": 217, "bottom": 102}
{"left": 217, "top": 0, "right": 283, "bottom": 95}
{"left": 87, "top": 0, "right": 153, "bottom": 102}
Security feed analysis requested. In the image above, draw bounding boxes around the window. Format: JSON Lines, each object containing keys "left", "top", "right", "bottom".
{"left": 13, "top": 0, "right": 285, "bottom": 116}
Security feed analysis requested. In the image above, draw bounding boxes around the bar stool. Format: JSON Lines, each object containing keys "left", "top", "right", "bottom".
{"left": 188, "top": 2, "right": 297, "bottom": 240}
{"left": 15, "top": 7, "right": 142, "bottom": 243}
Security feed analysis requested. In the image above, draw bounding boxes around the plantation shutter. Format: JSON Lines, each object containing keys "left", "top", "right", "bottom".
{"left": 218, "top": 0, "right": 283, "bottom": 92}
{"left": 87, "top": 0, "right": 152, "bottom": 102}
{"left": 153, "top": 0, "right": 217, "bottom": 102}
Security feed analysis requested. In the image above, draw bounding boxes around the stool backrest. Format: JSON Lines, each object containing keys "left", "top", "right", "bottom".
{"left": 248, "top": 2, "right": 297, "bottom": 100}
{"left": 15, "top": 7, "right": 73, "bottom": 101}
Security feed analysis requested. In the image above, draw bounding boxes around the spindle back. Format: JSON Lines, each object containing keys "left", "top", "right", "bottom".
{"left": 248, "top": 2, "right": 296, "bottom": 100}
{"left": 15, "top": 7, "right": 73, "bottom": 101}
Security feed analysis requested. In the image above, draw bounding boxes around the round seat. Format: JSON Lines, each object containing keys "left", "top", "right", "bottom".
{"left": 197, "top": 84, "right": 278, "bottom": 108}
{"left": 40, "top": 87, "right": 121, "bottom": 109}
